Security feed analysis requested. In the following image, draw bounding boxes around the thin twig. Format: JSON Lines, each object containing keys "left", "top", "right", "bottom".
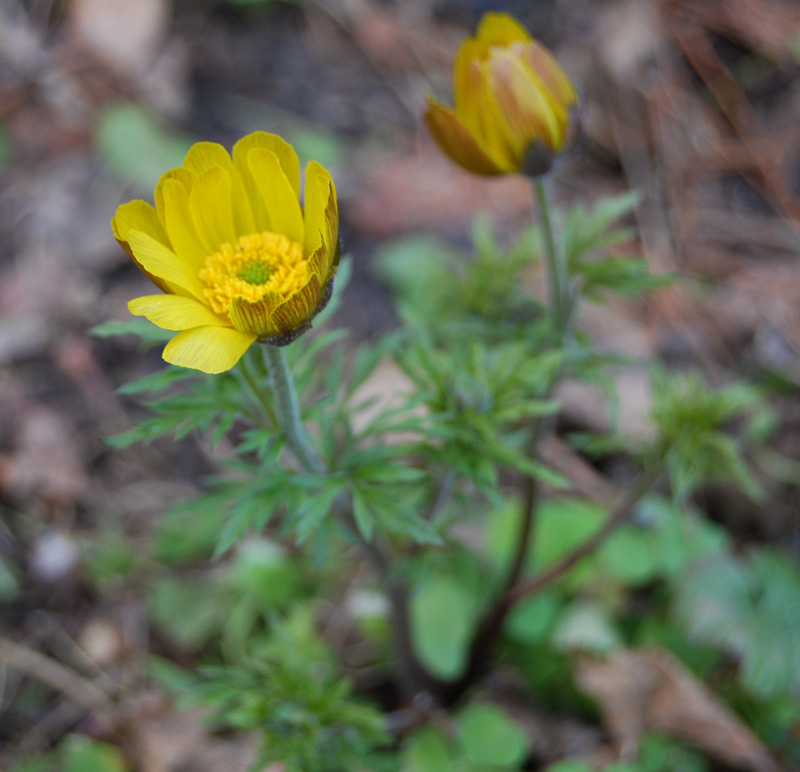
{"left": 0, "top": 637, "right": 115, "bottom": 712}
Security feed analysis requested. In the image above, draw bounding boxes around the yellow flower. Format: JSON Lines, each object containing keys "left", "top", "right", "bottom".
{"left": 111, "top": 132, "right": 339, "bottom": 374}
{"left": 424, "top": 12, "right": 578, "bottom": 177}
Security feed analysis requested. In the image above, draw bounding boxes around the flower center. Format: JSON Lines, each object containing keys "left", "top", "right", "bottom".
{"left": 199, "top": 231, "right": 306, "bottom": 314}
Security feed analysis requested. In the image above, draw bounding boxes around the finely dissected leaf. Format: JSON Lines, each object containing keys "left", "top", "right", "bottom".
{"left": 410, "top": 575, "right": 477, "bottom": 680}
{"left": 148, "top": 576, "right": 226, "bottom": 650}
{"left": 455, "top": 703, "right": 529, "bottom": 767}
{"left": 230, "top": 538, "right": 301, "bottom": 608}
{"left": 90, "top": 318, "right": 174, "bottom": 343}
{"left": 188, "top": 607, "right": 389, "bottom": 772}
{"left": 651, "top": 372, "right": 767, "bottom": 500}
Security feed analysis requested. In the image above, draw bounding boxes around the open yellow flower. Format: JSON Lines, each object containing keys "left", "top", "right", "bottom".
{"left": 111, "top": 132, "right": 339, "bottom": 374}
{"left": 424, "top": 12, "right": 578, "bottom": 177}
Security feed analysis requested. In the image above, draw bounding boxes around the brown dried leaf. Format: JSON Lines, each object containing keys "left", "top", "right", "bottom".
{"left": 129, "top": 706, "right": 260, "bottom": 772}
{"left": 575, "top": 647, "right": 779, "bottom": 771}
{"left": 69, "top": 0, "right": 168, "bottom": 76}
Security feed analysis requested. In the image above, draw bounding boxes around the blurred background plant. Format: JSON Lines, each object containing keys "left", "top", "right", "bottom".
{"left": 1, "top": 1, "right": 800, "bottom": 772}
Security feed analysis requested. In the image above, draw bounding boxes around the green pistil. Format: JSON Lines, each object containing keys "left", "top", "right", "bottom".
{"left": 238, "top": 260, "right": 272, "bottom": 285}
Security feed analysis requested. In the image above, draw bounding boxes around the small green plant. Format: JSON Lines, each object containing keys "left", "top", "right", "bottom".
{"left": 84, "top": 10, "right": 797, "bottom": 772}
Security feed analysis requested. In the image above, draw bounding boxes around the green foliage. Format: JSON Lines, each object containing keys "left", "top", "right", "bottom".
{"left": 91, "top": 318, "right": 174, "bottom": 345}
{"left": 456, "top": 704, "right": 529, "bottom": 766}
{"left": 0, "top": 554, "right": 20, "bottom": 601}
{"left": 102, "top": 167, "right": 792, "bottom": 772}
{"left": 672, "top": 546, "right": 800, "bottom": 698}
{"left": 108, "top": 367, "right": 246, "bottom": 448}
{"left": 399, "top": 338, "right": 564, "bottom": 490}
{"left": 401, "top": 705, "right": 529, "bottom": 772}
{"left": 410, "top": 574, "right": 477, "bottom": 680}
{"left": 375, "top": 220, "right": 545, "bottom": 340}
{"left": 61, "top": 736, "right": 129, "bottom": 772}
{"left": 11, "top": 736, "right": 130, "bottom": 772}
{"left": 83, "top": 529, "right": 137, "bottom": 588}
{"left": 563, "top": 192, "right": 671, "bottom": 302}
{"left": 650, "top": 371, "right": 771, "bottom": 499}
{"left": 188, "top": 607, "right": 390, "bottom": 772}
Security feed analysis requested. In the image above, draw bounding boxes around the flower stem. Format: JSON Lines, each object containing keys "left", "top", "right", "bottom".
{"left": 262, "top": 345, "right": 324, "bottom": 474}
{"left": 261, "top": 343, "right": 436, "bottom": 701}
{"left": 238, "top": 352, "right": 279, "bottom": 427}
{"left": 534, "top": 178, "right": 568, "bottom": 340}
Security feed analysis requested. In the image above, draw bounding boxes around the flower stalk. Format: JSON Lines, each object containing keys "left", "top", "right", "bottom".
{"left": 535, "top": 178, "right": 569, "bottom": 341}
{"left": 263, "top": 345, "right": 324, "bottom": 474}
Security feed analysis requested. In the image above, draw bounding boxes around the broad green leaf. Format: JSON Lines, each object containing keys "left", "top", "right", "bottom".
{"left": 505, "top": 591, "right": 562, "bottom": 644}
{"left": 410, "top": 575, "right": 476, "bottom": 680}
{"left": 597, "top": 526, "right": 659, "bottom": 585}
{"left": 62, "top": 736, "right": 129, "bottom": 772}
{"left": 455, "top": 703, "right": 529, "bottom": 767}
{"left": 401, "top": 727, "right": 454, "bottom": 772}
{"left": 545, "top": 764, "right": 593, "bottom": 772}
{"left": 553, "top": 602, "right": 621, "bottom": 654}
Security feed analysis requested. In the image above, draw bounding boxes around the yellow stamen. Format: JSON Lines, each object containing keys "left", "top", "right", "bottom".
{"left": 199, "top": 231, "right": 307, "bottom": 314}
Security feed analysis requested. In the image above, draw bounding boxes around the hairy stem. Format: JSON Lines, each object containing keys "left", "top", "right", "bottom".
{"left": 535, "top": 178, "right": 568, "bottom": 339}
{"left": 239, "top": 352, "right": 279, "bottom": 427}
{"left": 263, "top": 345, "right": 324, "bottom": 474}
{"left": 260, "top": 343, "right": 435, "bottom": 701}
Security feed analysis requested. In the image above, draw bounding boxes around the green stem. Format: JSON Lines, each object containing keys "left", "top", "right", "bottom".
{"left": 534, "top": 178, "right": 568, "bottom": 339}
{"left": 262, "top": 344, "right": 435, "bottom": 700}
{"left": 262, "top": 345, "right": 324, "bottom": 474}
{"left": 239, "top": 353, "right": 279, "bottom": 427}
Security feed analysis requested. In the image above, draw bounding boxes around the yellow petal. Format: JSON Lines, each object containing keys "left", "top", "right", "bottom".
{"left": 271, "top": 274, "right": 322, "bottom": 332}
{"left": 231, "top": 170, "right": 256, "bottom": 239}
{"left": 128, "top": 294, "right": 226, "bottom": 330}
{"left": 475, "top": 12, "right": 531, "bottom": 47}
{"left": 303, "top": 161, "right": 338, "bottom": 259}
{"left": 183, "top": 142, "right": 234, "bottom": 174}
{"left": 154, "top": 167, "right": 195, "bottom": 228}
{"left": 424, "top": 97, "right": 508, "bottom": 175}
{"left": 160, "top": 178, "right": 208, "bottom": 272}
{"left": 112, "top": 202, "right": 173, "bottom": 293}
{"left": 189, "top": 165, "right": 238, "bottom": 254}
{"left": 112, "top": 200, "right": 169, "bottom": 246}
{"left": 126, "top": 230, "right": 206, "bottom": 300}
{"left": 453, "top": 39, "right": 490, "bottom": 131}
{"left": 233, "top": 132, "right": 301, "bottom": 198}
{"left": 163, "top": 326, "right": 256, "bottom": 374}
{"left": 488, "top": 50, "right": 561, "bottom": 157}
{"left": 522, "top": 41, "right": 577, "bottom": 111}
{"left": 248, "top": 148, "right": 304, "bottom": 245}
{"left": 229, "top": 290, "right": 284, "bottom": 337}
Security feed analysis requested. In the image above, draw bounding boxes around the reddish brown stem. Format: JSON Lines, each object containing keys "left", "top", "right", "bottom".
{"left": 439, "top": 467, "right": 661, "bottom": 706}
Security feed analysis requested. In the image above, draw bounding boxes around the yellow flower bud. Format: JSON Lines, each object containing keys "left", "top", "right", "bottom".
{"left": 425, "top": 13, "right": 578, "bottom": 177}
